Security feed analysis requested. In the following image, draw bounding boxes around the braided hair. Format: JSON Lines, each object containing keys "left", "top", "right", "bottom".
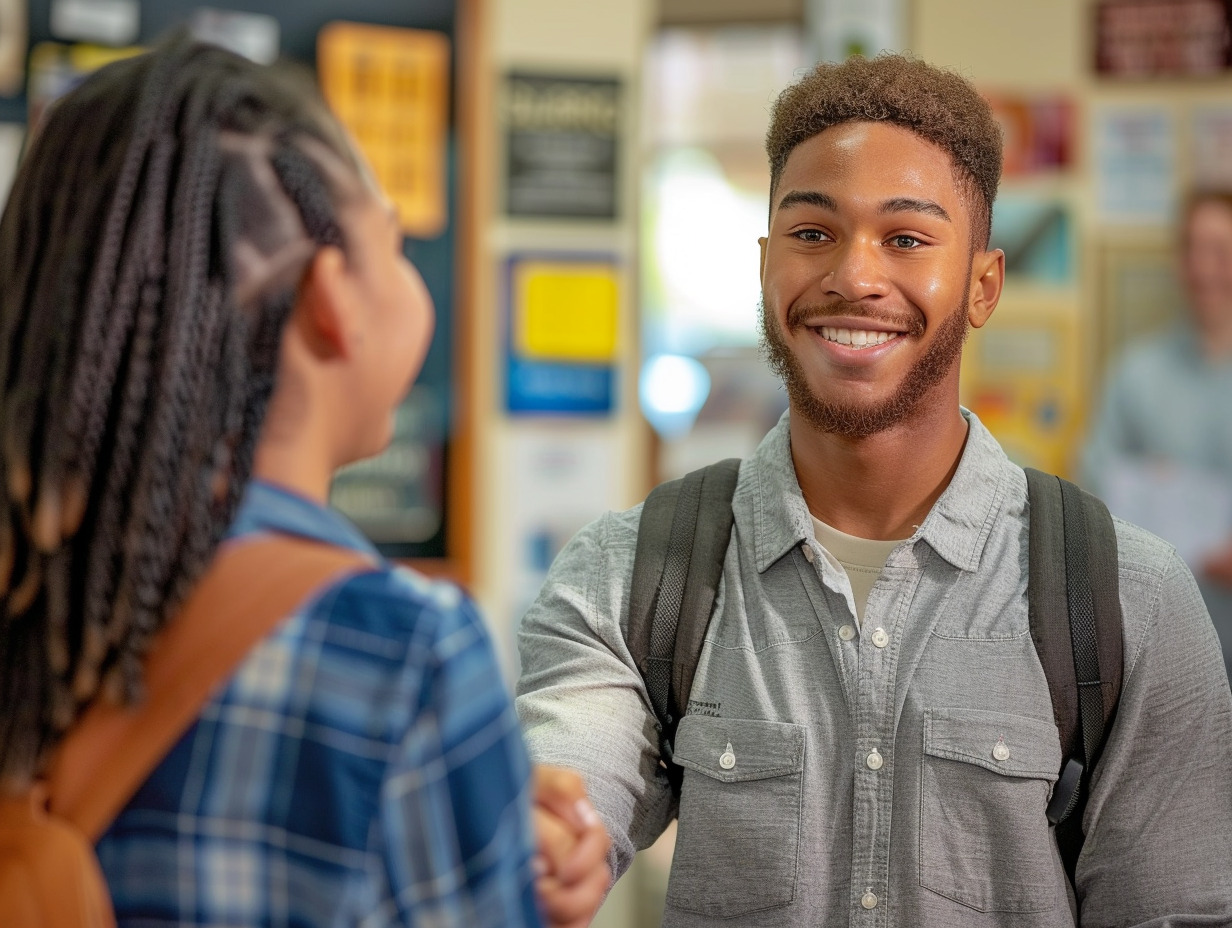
{"left": 0, "top": 36, "right": 361, "bottom": 781}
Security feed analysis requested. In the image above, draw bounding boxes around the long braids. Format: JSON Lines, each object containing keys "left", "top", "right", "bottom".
{"left": 0, "top": 37, "right": 357, "bottom": 781}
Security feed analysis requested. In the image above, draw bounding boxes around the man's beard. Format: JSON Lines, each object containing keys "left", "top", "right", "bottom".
{"left": 759, "top": 295, "right": 971, "bottom": 439}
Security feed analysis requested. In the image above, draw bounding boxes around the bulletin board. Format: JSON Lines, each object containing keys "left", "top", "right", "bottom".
{"left": 2, "top": 0, "right": 475, "bottom": 574}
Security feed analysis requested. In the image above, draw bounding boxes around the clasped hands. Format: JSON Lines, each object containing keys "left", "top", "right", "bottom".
{"left": 532, "top": 765, "right": 612, "bottom": 928}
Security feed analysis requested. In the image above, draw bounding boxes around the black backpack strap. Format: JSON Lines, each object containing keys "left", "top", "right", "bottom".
{"left": 1025, "top": 468, "right": 1124, "bottom": 883}
{"left": 627, "top": 459, "right": 741, "bottom": 793}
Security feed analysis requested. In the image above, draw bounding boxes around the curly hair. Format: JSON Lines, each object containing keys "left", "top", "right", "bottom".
{"left": 766, "top": 54, "right": 1003, "bottom": 249}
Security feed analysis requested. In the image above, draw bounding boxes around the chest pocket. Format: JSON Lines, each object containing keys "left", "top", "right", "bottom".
{"left": 666, "top": 715, "right": 805, "bottom": 919}
{"left": 920, "top": 707, "right": 1063, "bottom": 914}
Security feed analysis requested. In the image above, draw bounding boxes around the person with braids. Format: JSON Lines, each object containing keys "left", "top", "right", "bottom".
{"left": 518, "top": 54, "right": 1232, "bottom": 926}
{"left": 0, "top": 37, "right": 609, "bottom": 928}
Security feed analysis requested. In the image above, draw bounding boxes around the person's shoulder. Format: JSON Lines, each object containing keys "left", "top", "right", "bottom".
{"left": 309, "top": 562, "right": 483, "bottom": 656}
{"left": 1112, "top": 515, "right": 1180, "bottom": 586}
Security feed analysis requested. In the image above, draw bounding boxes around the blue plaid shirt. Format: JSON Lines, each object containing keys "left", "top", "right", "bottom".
{"left": 97, "top": 481, "right": 543, "bottom": 928}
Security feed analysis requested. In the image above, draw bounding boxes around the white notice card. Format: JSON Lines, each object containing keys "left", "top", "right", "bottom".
{"left": 1101, "top": 457, "right": 1232, "bottom": 570}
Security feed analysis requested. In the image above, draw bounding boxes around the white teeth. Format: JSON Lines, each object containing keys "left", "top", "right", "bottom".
{"left": 819, "top": 326, "right": 897, "bottom": 348}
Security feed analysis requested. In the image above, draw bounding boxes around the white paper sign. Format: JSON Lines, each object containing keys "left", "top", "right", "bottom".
{"left": 1093, "top": 106, "right": 1177, "bottom": 226}
{"left": 0, "top": 123, "right": 24, "bottom": 211}
{"left": 50, "top": 0, "right": 139, "bottom": 46}
{"left": 1102, "top": 457, "right": 1232, "bottom": 570}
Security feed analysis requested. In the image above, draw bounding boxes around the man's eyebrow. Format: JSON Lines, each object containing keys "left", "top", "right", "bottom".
{"left": 775, "top": 190, "right": 838, "bottom": 212}
{"left": 879, "top": 197, "right": 951, "bottom": 223}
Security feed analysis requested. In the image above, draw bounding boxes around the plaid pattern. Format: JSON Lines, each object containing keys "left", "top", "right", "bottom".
{"left": 96, "top": 481, "right": 542, "bottom": 928}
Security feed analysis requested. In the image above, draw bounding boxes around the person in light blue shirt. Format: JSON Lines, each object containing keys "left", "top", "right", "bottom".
{"left": 0, "top": 36, "right": 608, "bottom": 927}
{"left": 1083, "top": 189, "right": 1232, "bottom": 676}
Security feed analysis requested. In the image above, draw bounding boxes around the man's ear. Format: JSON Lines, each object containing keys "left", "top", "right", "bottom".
{"left": 759, "top": 236, "right": 768, "bottom": 283}
{"left": 968, "top": 248, "right": 1005, "bottom": 329}
{"left": 293, "top": 246, "right": 353, "bottom": 359}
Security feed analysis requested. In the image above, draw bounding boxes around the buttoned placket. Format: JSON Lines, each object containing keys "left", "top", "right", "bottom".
{"left": 800, "top": 538, "right": 906, "bottom": 927}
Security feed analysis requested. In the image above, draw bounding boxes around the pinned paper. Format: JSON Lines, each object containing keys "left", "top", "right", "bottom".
{"left": 318, "top": 22, "right": 450, "bottom": 239}
{"left": 49, "top": 0, "right": 139, "bottom": 47}
{"left": 513, "top": 260, "right": 620, "bottom": 363}
{"left": 0, "top": 0, "right": 27, "bottom": 95}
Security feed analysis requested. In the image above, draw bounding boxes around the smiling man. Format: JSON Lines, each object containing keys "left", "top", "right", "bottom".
{"left": 517, "top": 56, "right": 1232, "bottom": 927}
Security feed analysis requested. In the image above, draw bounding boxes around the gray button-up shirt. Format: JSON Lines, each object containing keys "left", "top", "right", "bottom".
{"left": 517, "top": 411, "right": 1232, "bottom": 927}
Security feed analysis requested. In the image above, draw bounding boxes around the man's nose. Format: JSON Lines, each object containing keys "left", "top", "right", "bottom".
{"left": 823, "top": 238, "right": 891, "bottom": 303}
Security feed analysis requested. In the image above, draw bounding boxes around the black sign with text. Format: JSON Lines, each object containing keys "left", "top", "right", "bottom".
{"left": 504, "top": 72, "right": 620, "bottom": 219}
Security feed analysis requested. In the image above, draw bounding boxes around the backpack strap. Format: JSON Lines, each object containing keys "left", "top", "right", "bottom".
{"left": 628, "top": 459, "right": 740, "bottom": 792}
{"left": 1024, "top": 468, "right": 1123, "bottom": 881}
{"left": 46, "top": 533, "right": 372, "bottom": 841}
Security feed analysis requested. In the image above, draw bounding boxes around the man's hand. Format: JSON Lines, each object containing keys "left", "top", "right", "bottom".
{"left": 1202, "top": 538, "right": 1232, "bottom": 588}
{"left": 533, "top": 765, "right": 612, "bottom": 928}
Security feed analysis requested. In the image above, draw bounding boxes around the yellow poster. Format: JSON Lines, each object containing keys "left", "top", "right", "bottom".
{"left": 513, "top": 259, "right": 620, "bottom": 363}
{"left": 960, "top": 300, "right": 1084, "bottom": 477}
{"left": 318, "top": 22, "right": 450, "bottom": 238}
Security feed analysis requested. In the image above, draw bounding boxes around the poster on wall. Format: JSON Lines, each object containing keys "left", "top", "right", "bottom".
{"left": 329, "top": 387, "right": 445, "bottom": 547}
{"left": 504, "top": 73, "right": 621, "bottom": 220}
{"left": 505, "top": 253, "right": 620, "bottom": 415}
{"left": 319, "top": 22, "right": 450, "bottom": 239}
{"left": 985, "top": 95, "right": 1074, "bottom": 176}
{"left": 0, "top": 123, "right": 22, "bottom": 208}
{"left": 502, "top": 426, "right": 622, "bottom": 663}
{"left": 806, "top": 0, "right": 906, "bottom": 62}
{"left": 0, "top": 0, "right": 26, "bottom": 96}
{"left": 1092, "top": 106, "right": 1177, "bottom": 225}
{"left": 1095, "top": 0, "right": 1232, "bottom": 77}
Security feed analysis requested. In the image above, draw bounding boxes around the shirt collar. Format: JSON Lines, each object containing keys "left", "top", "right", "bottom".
{"left": 746, "top": 408, "right": 1012, "bottom": 574}
{"left": 226, "top": 479, "right": 380, "bottom": 557}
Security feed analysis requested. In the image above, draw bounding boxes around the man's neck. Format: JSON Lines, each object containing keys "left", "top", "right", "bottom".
{"left": 789, "top": 400, "right": 969, "bottom": 540}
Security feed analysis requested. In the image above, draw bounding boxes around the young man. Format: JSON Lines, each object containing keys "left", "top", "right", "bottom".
{"left": 518, "top": 55, "right": 1232, "bottom": 926}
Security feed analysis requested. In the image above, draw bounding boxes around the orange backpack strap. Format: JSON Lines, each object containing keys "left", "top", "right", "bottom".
{"left": 45, "top": 533, "right": 374, "bottom": 841}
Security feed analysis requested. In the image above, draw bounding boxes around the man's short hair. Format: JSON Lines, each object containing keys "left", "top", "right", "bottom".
{"left": 766, "top": 54, "right": 1003, "bottom": 250}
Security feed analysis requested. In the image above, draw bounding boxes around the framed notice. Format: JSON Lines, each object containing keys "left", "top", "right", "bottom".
{"left": 505, "top": 253, "right": 620, "bottom": 415}
{"left": 1095, "top": 0, "right": 1232, "bottom": 77}
{"left": 504, "top": 73, "right": 621, "bottom": 220}
{"left": 319, "top": 22, "right": 451, "bottom": 239}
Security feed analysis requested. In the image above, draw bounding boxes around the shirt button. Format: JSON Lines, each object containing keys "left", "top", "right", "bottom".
{"left": 866, "top": 749, "right": 884, "bottom": 771}
{"left": 839, "top": 624, "right": 856, "bottom": 641}
{"left": 992, "top": 741, "right": 1010, "bottom": 762}
{"left": 802, "top": 545, "right": 815, "bottom": 563}
{"left": 719, "top": 742, "right": 736, "bottom": 770}
{"left": 861, "top": 890, "right": 879, "bottom": 909}
{"left": 870, "top": 627, "right": 889, "bottom": 648}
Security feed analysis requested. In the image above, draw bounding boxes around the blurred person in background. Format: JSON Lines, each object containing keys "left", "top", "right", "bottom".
{"left": 1082, "top": 189, "right": 1232, "bottom": 678}
{"left": 520, "top": 54, "right": 1232, "bottom": 927}
{"left": 0, "top": 36, "right": 607, "bottom": 927}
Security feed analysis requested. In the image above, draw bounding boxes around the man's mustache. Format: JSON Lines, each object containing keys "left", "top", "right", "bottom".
{"left": 783, "top": 299, "right": 925, "bottom": 337}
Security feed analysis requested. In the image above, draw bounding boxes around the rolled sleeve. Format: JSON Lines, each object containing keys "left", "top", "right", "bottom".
{"left": 516, "top": 510, "right": 676, "bottom": 879}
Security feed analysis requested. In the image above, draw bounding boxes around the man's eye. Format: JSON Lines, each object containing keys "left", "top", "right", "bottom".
{"left": 889, "top": 235, "right": 922, "bottom": 248}
{"left": 795, "top": 229, "right": 827, "bottom": 243}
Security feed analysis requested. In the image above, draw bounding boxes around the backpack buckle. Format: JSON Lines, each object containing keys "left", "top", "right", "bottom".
{"left": 1046, "top": 757, "right": 1084, "bottom": 825}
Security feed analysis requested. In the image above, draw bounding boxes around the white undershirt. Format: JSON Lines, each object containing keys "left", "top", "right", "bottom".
{"left": 811, "top": 517, "right": 906, "bottom": 625}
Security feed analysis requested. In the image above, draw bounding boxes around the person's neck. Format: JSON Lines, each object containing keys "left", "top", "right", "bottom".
{"left": 251, "top": 427, "right": 338, "bottom": 506}
{"left": 789, "top": 399, "right": 969, "bottom": 540}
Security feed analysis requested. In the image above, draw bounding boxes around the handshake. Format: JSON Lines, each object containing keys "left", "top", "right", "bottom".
{"left": 532, "top": 766, "right": 613, "bottom": 928}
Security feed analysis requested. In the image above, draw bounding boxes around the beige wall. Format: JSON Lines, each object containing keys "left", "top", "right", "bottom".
{"left": 465, "top": 0, "right": 654, "bottom": 657}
